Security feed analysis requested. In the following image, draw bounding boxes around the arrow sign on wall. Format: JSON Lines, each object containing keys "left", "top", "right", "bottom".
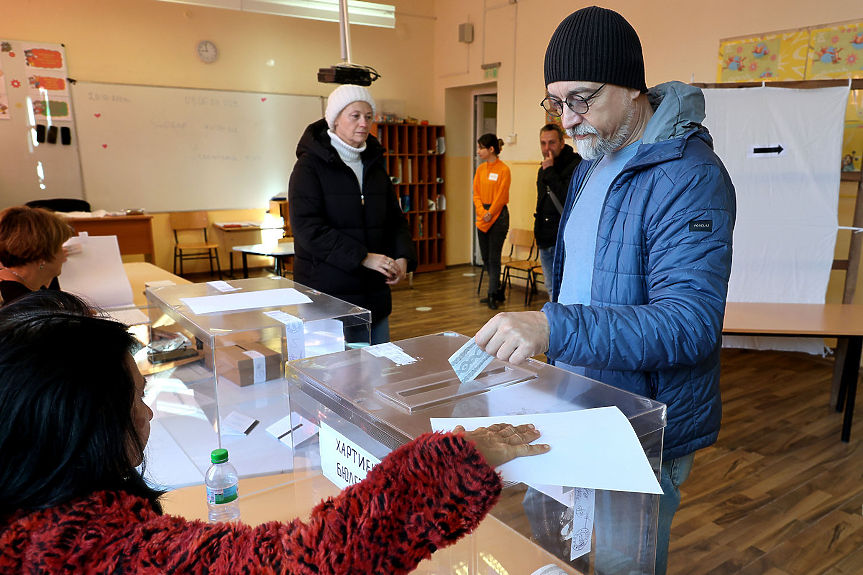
{"left": 748, "top": 144, "right": 786, "bottom": 158}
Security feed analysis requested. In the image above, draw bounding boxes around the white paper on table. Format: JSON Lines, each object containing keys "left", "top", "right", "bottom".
{"left": 431, "top": 407, "right": 662, "bottom": 494}
{"left": 221, "top": 410, "right": 258, "bottom": 435}
{"left": 266, "top": 412, "right": 318, "bottom": 446}
{"left": 363, "top": 342, "right": 416, "bottom": 365}
{"left": 60, "top": 235, "right": 135, "bottom": 309}
{"left": 106, "top": 307, "right": 149, "bottom": 326}
{"left": 207, "top": 280, "right": 240, "bottom": 293}
{"left": 180, "top": 288, "right": 312, "bottom": 315}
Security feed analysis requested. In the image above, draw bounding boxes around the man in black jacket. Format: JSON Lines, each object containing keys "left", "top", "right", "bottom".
{"left": 534, "top": 124, "right": 580, "bottom": 300}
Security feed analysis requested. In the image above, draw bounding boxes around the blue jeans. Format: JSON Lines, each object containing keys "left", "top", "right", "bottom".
{"left": 538, "top": 246, "right": 555, "bottom": 300}
{"left": 656, "top": 452, "right": 695, "bottom": 575}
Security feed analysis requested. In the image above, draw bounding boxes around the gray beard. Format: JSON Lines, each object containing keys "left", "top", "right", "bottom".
{"left": 567, "top": 105, "right": 635, "bottom": 160}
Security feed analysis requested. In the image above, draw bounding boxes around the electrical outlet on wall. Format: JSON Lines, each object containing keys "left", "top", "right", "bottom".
{"left": 507, "top": 134, "right": 517, "bottom": 144}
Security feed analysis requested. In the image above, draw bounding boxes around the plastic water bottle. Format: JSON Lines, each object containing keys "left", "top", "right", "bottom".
{"left": 205, "top": 448, "right": 241, "bottom": 523}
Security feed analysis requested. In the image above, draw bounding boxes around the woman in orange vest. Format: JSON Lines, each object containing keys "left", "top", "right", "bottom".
{"left": 473, "top": 133, "right": 510, "bottom": 310}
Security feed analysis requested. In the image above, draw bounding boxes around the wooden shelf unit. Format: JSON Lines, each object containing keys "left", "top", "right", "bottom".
{"left": 375, "top": 123, "right": 446, "bottom": 272}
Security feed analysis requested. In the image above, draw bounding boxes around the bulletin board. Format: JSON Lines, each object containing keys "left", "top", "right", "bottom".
{"left": 0, "top": 40, "right": 85, "bottom": 207}
{"left": 70, "top": 81, "right": 324, "bottom": 212}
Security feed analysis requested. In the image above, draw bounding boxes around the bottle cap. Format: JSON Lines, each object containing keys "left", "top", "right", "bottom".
{"left": 211, "top": 448, "right": 229, "bottom": 464}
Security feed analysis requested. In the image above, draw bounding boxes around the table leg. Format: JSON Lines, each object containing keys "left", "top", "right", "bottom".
{"left": 841, "top": 336, "right": 862, "bottom": 443}
{"left": 242, "top": 253, "right": 249, "bottom": 279}
{"left": 229, "top": 252, "right": 235, "bottom": 279}
{"left": 832, "top": 338, "right": 849, "bottom": 410}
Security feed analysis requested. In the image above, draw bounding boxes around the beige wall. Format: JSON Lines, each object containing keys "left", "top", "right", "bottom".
{"left": 1, "top": 0, "right": 438, "bottom": 272}
{"left": 3, "top": 1, "right": 861, "bottom": 292}
{"left": 433, "top": 0, "right": 863, "bottom": 302}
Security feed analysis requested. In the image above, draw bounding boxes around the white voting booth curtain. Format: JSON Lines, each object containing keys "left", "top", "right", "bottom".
{"left": 702, "top": 86, "right": 849, "bottom": 354}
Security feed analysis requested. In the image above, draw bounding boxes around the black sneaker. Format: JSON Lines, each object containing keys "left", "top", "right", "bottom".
{"left": 487, "top": 297, "right": 498, "bottom": 310}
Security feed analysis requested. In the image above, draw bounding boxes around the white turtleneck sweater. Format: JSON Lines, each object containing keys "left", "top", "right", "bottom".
{"left": 328, "top": 131, "right": 366, "bottom": 200}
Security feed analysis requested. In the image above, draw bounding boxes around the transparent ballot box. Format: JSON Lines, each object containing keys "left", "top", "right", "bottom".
{"left": 141, "top": 276, "right": 371, "bottom": 489}
{"left": 286, "top": 332, "right": 667, "bottom": 575}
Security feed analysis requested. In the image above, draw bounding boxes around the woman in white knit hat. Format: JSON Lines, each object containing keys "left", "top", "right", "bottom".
{"left": 289, "top": 84, "right": 417, "bottom": 344}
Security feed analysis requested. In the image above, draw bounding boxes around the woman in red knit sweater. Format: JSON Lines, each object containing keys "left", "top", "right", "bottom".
{"left": 0, "top": 291, "right": 548, "bottom": 575}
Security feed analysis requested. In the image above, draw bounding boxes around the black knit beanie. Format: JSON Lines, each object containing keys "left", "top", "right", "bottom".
{"left": 544, "top": 6, "right": 648, "bottom": 93}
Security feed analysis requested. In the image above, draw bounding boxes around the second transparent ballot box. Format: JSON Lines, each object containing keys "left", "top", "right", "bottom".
{"left": 285, "top": 332, "right": 667, "bottom": 575}
{"left": 141, "top": 276, "right": 370, "bottom": 489}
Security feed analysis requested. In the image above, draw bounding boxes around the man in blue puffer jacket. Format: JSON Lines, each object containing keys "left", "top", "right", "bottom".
{"left": 475, "top": 7, "right": 735, "bottom": 574}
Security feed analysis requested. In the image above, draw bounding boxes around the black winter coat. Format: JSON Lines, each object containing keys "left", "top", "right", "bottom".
{"left": 534, "top": 144, "right": 581, "bottom": 249}
{"left": 288, "top": 119, "right": 417, "bottom": 322}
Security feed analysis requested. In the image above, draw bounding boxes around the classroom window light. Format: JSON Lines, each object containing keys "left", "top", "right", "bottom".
{"left": 156, "top": 0, "right": 395, "bottom": 28}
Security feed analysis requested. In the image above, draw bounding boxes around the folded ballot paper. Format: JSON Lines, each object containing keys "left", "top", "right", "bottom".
{"left": 447, "top": 337, "right": 494, "bottom": 382}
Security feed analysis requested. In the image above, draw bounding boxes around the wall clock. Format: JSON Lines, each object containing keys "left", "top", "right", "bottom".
{"left": 196, "top": 40, "right": 218, "bottom": 63}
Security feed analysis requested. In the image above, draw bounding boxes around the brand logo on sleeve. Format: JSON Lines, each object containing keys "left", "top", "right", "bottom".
{"left": 689, "top": 220, "right": 713, "bottom": 232}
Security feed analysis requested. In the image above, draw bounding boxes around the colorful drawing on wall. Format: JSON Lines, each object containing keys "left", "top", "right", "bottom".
{"left": 21, "top": 44, "right": 65, "bottom": 70}
{"left": 843, "top": 126, "right": 862, "bottom": 172}
{"left": 31, "top": 98, "right": 71, "bottom": 121}
{"left": 808, "top": 22, "right": 863, "bottom": 79}
{"left": 0, "top": 54, "right": 8, "bottom": 120}
{"left": 27, "top": 73, "right": 68, "bottom": 96}
{"left": 844, "top": 90, "right": 863, "bottom": 172}
{"left": 718, "top": 30, "right": 809, "bottom": 82}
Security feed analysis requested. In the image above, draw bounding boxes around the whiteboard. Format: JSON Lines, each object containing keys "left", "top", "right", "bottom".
{"left": 71, "top": 81, "right": 323, "bottom": 212}
{"left": 0, "top": 40, "right": 84, "bottom": 207}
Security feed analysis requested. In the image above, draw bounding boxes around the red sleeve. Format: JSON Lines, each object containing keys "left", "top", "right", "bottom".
{"left": 26, "top": 433, "right": 502, "bottom": 575}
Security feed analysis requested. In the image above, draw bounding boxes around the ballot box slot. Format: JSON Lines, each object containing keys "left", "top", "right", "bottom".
{"left": 374, "top": 361, "right": 536, "bottom": 413}
{"left": 292, "top": 375, "right": 410, "bottom": 451}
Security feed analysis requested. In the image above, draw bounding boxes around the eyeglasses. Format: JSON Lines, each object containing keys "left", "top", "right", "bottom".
{"left": 540, "top": 84, "right": 606, "bottom": 117}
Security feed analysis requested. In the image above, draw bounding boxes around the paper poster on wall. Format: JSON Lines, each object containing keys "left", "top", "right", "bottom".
{"left": 21, "top": 43, "right": 66, "bottom": 70}
{"left": 27, "top": 72, "right": 69, "bottom": 96}
{"left": 717, "top": 30, "right": 809, "bottom": 82}
{"left": 31, "top": 96, "right": 71, "bottom": 121}
{"left": 0, "top": 54, "right": 7, "bottom": 120}
{"left": 808, "top": 21, "right": 863, "bottom": 80}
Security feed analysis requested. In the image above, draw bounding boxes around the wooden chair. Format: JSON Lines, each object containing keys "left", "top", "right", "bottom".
{"left": 170, "top": 211, "right": 222, "bottom": 278}
{"left": 501, "top": 228, "right": 542, "bottom": 305}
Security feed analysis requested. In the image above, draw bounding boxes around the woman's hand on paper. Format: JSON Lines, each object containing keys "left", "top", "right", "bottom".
{"left": 458, "top": 423, "right": 549, "bottom": 468}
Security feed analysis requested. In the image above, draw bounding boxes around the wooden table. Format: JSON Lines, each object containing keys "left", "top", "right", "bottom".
{"left": 233, "top": 242, "right": 294, "bottom": 278}
{"left": 123, "top": 262, "right": 191, "bottom": 307}
{"left": 65, "top": 215, "right": 155, "bottom": 263}
{"left": 213, "top": 222, "right": 286, "bottom": 276}
{"left": 723, "top": 302, "right": 863, "bottom": 442}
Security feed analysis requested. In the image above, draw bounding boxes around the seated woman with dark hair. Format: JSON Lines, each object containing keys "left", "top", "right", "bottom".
{"left": 0, "top": 205, "right": 73, "bottom": 306}
{"left": 0, "top": 291, "right": 549, "bottom": 575}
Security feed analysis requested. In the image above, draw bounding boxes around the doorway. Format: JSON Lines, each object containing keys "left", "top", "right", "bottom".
{"left": 472, "top": 92, "right": 497, "bottom": 266}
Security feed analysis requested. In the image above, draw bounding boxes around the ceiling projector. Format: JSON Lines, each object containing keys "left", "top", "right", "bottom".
{"left": 317, "top": 63, "right": 380, "bottom": 86}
